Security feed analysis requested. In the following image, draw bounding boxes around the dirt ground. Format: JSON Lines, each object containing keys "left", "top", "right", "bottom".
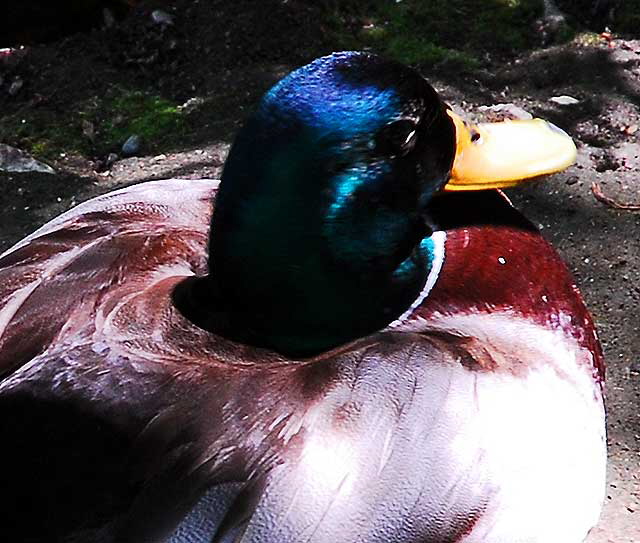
{"left": 0, "top": 1, "right": 638, "bottom": 541}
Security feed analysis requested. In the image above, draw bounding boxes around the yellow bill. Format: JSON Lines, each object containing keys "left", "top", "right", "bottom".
{"left": 444, "top": 110, "right": 577, "bottom": 191}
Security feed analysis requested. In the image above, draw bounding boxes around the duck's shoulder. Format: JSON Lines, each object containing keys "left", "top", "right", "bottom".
{"left": 409, "top": 190, "right": 605, "bottom": 386}
{"left": 4, "top": 178, "right": 219, "bottom": 254}
{"left": 0, "top": 178, "right": 219, "bottom": 380}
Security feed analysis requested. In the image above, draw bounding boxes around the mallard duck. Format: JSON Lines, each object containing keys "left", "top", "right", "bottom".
{"left": 0, "top": 52, "right": 605, "bottom": 543}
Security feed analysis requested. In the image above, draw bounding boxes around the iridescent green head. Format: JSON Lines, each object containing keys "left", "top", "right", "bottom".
{"left": 209, "top": 51, "right": 456, "bottom": 355}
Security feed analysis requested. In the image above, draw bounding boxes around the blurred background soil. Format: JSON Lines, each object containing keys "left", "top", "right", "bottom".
{"left": 0, "top": 1, "right": 638, "bottom": 540}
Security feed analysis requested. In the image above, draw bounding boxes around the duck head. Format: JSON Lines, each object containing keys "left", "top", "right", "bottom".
{"left": 206, "top": 51, "right": 576, "bottom": 356}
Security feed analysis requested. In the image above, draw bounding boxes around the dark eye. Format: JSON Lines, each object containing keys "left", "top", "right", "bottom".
{"left": 375, "top": 119, "right": 417, "bottom": 157}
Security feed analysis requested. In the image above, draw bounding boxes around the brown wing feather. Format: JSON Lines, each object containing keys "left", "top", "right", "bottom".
{"left": 0, "top": 179, "right": 216, "bottom": 380}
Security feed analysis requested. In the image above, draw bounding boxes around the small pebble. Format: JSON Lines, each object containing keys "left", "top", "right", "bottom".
{"left": 106, "top": 153, "right": 118, "bottom": 167}
{"left": 122, "top": 135, "right": 141, "bottom": 157}
{"left": 549, "top": 95, "right": 580, "bottom": 105}
{"left": 8, "top": 77, "right": 23, "bottom": 96}
{"left": 566, "top": 176, "right": 579, "bottom": 185}
{"left": 151, "top": 10, "right": 174, "bottom": 26}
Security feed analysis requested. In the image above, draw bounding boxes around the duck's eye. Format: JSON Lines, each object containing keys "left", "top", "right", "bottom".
{"left": 375, "top": 119, "right": 417, "bottom": 157}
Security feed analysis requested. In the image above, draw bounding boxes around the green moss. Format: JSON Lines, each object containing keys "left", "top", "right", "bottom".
{"left": 321, "top": 0, "right": 544, "bottom": 69}
{"left": 385, "top": 36, "right": 479, "bottom": 69}
{"left": 100, "top": 91, "right": 184, "bottom": 152}
{"left": 0, "top": 89, "right": 185, "bottom": 161}
{"left": 0, "top": 111, "right": 89, "bottom": 161}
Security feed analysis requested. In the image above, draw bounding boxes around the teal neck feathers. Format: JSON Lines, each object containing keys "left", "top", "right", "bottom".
{"left": 208, "top": 52, "right": 455, "bottom": 356}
